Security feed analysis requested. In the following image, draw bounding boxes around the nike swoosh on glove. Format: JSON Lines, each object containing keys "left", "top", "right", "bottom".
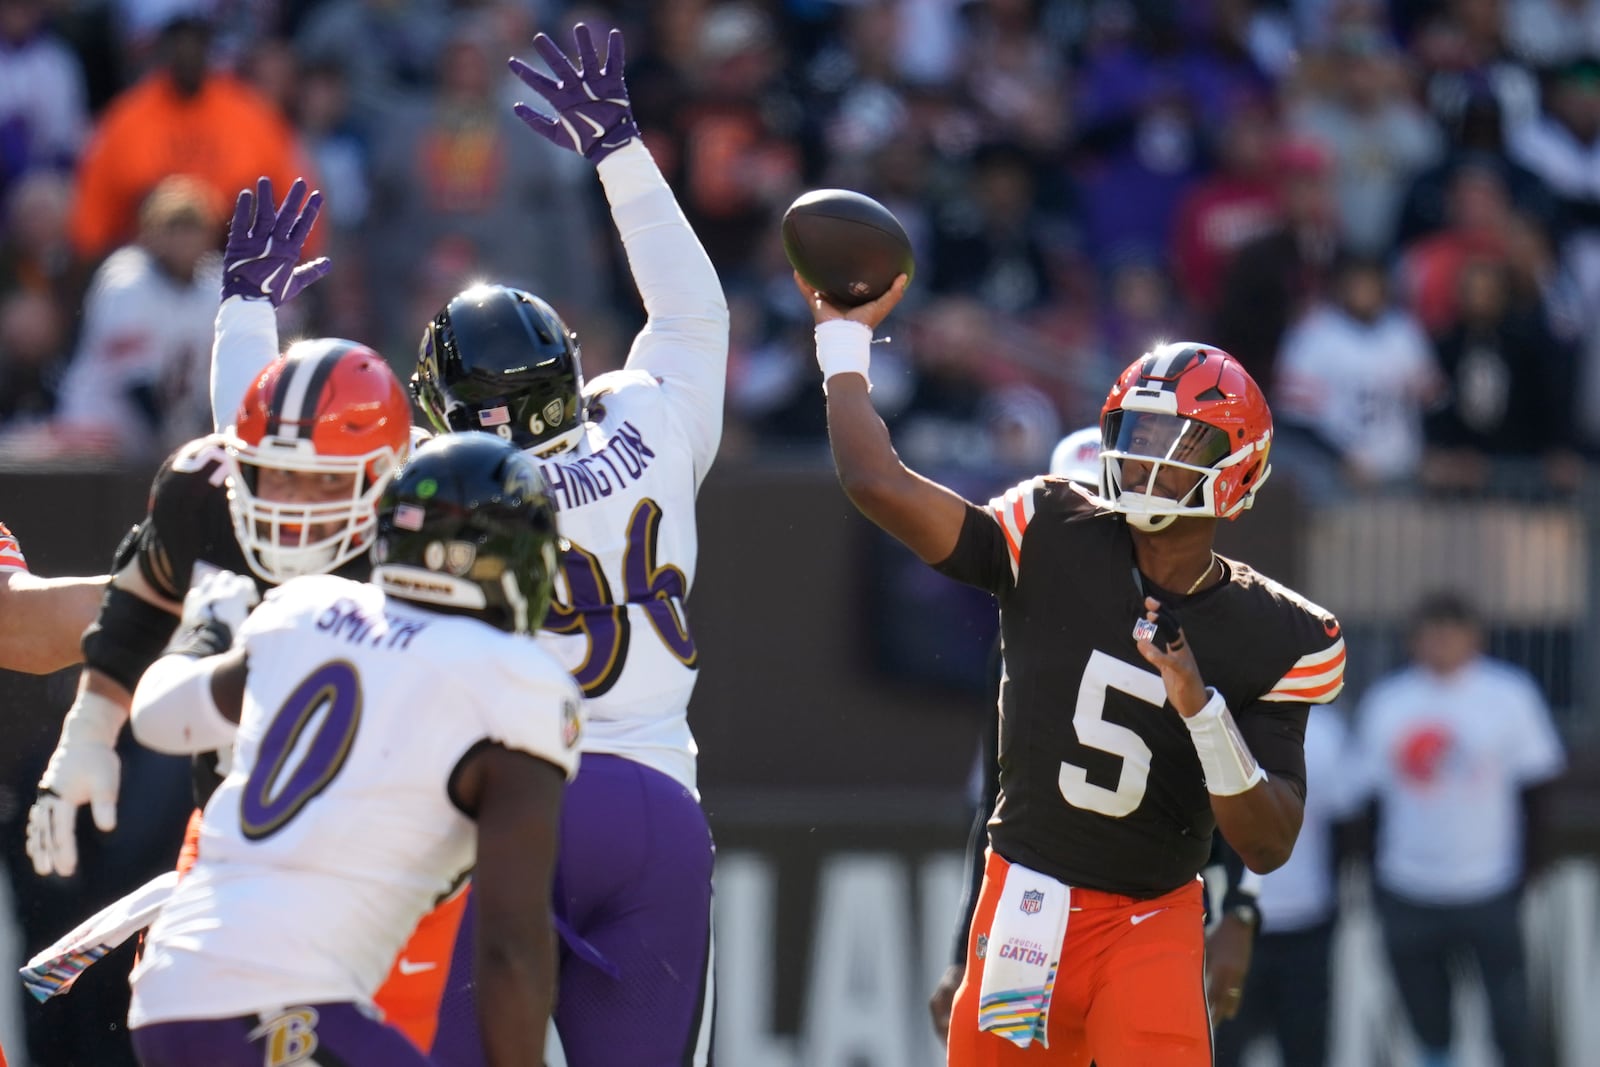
{"left": 509, "top": 23, "right": 640, "bottom": 164}
{"left": 222, "top": 176, "right": 332, "bottom": 306}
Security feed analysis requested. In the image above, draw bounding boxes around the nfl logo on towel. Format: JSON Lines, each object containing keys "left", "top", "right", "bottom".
{"left": 1020, "top": 889, "right": 1045, "bottom": 915}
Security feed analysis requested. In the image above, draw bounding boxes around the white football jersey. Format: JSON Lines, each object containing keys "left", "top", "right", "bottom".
{"left": 526, "top": 141, "right": 727, "bottom": 794}
{"left": 129, "top": 574, "right": 583, "bottom": 1026}
{"left": 532, "top": 367, "right": 711, "bottom": 792}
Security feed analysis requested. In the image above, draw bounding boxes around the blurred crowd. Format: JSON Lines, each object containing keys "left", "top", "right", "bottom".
{"left": 0, "top": 0, "right": 1597, "bottom": 495}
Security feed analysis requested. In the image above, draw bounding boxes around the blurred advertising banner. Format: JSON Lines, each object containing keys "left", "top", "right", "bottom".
{"left": 693, "top": 817, "right": 1600, "bottom": 1067}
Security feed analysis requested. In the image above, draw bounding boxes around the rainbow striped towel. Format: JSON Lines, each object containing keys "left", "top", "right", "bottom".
{"left": 975, "top": 861, "right": 1068, "bottom": 1049}
{"left": 20, "top": 871, "right": 178, "bottom": 1002}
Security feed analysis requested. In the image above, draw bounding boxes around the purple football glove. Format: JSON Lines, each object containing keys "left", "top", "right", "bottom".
{"left": 509, "top": 23, "right": 639, "bottom": 164}
{"left": 222, "top": 177, "right": 331, "bottom": 307}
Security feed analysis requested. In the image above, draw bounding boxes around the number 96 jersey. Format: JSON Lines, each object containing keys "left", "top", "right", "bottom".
{"left": 129, "top": 574, "right": 582, "bottom": 1027}
{"left": 935, "top": 478, "right": 1345, "bottom": 899}
{"left": 531, "top": 369, "right": 707, "bottom": 793}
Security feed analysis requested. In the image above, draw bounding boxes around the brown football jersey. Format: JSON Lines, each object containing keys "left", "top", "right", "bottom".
{"left": 935, "top": 477, "right": 1345, "bottom": 898}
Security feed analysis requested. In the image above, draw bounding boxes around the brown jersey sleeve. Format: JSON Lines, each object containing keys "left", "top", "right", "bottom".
{"left": 1219, "top": 574, "right": 1345, "bottom": 803}
{"left": 932, "top": 501, "right": 1013, "bottom": 594}
{"left": 932, "top": 476, "right": 1056, "bottom": 594}
{"left": 135, "top": 437, "right": 232, "bottom": 601}
{"left": 1235, "top": 697, "right": 1310, "bottom": 802}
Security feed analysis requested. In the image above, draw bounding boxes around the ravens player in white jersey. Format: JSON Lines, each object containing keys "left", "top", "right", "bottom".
{"left": 123, "top": 432, "right": 582, "bottom": 1067}
{"left": 401, "top": 25, "right": 726, "bottom": 1066}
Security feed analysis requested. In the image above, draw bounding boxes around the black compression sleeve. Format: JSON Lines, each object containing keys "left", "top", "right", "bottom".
{"left": 81, "top": 585, "right": 178, "bottom": 691}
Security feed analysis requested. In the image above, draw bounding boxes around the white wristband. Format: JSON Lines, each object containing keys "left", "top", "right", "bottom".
{"left": 815, "top": 320, "right": 872, "bottom": 394}
{"left": 1184, "top": 688, "right": 1266, "bottom": 796}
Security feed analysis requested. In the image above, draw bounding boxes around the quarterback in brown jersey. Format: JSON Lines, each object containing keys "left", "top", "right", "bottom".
{"left": 797, "top": 272, "right": 1344, "bottom": 1067}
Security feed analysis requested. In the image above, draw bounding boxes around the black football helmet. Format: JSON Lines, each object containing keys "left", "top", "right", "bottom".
{"left": 371, "top": 432, "right": 562, "bottom": 635}
{"left": 412, "top": 284, "right": 586, "bottom": 457}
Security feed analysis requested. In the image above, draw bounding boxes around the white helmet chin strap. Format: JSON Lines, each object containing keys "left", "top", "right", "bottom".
{"left": 1122, "top": 508, "right": 1179, "bottom": 533}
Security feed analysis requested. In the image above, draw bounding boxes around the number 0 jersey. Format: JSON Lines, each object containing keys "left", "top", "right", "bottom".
{"left": 936, "top": 478, "right": 1345, "bottom": 899}
{"left": 129, "top": 574, "right": 583, "bottom": 1027}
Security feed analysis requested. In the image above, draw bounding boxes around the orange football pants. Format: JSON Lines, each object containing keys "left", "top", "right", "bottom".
{"left": 372, "top": 883, "right": 472, "bottom": 1053}
{"left": 948, "top": 850, "right": 1210, "bottom": 1067}
{"left": 176, "top": 810, "right": 470, "bottom": 1055}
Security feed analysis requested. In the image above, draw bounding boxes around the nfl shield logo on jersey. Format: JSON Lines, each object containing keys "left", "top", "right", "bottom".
{"left": 1020, "top": 889, "right": 1045, "bottom": 915}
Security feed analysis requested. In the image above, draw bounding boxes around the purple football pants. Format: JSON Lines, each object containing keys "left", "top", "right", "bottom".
{"left": 432, "top": 753, "right": 716, "bottom": 1067}
{"left": 133, "top": 1003, "right": 432, "bottom": 1066}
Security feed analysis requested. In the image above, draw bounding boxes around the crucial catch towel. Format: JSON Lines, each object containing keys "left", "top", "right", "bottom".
{"left": 976, "top": 858, "right": 1069, "bottom": 1049}
{"left": 21, "top": 871, "right": 178, "bottom": 1001}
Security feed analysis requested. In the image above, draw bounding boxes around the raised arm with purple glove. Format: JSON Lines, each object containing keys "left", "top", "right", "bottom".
{"left": 509, "top": 23, "right": 640, "bottom": 163}
{"left": 222, "top": 177, "right": 331, "bottom": 306}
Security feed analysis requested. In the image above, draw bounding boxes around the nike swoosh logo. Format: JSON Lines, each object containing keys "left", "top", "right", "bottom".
{"left": 396, "top": 958, "right": 437, "bottom": 976}
{"left": 576, "top": 112, "right": 609, "bottom": 138}
{"left": 1130, "top": 908, "right": 1167, "bottom": 925}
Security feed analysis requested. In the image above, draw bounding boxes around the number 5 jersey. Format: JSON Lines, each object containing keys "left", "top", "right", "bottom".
{"left": 935, "top": 478, "right": 1346, "bottom": 899}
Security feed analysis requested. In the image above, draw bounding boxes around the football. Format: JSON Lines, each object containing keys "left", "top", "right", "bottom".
{"left": 782, "top": 189, "right": 915, "bottom": 308}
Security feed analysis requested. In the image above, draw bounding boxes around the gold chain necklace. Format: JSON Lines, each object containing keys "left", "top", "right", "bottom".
{"left": 1184, "top": 553, "right": 1218, "bottom": 596}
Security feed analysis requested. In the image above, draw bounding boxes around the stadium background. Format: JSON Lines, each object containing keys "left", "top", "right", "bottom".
{"left": 0, "top": 0, "right": 1598, "bottom": 1065}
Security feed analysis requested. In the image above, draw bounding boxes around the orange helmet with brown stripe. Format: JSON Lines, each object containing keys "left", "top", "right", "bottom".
{"left": 1099, "top": 341, "right": 1272, "bottom": 532}
{"left": 226, "top": 338, "right": 411, "bottom": 583}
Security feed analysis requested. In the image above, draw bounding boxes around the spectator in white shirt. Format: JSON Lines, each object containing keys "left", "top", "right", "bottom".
{"left": 37, "top": 177, "right": 221, "bottom": 458}
{"left": 1353, "top": 590, "right": 1566, "bottom": 1067}
{"left": 1273, "top": 252, "right": 1444, "bottom": 496}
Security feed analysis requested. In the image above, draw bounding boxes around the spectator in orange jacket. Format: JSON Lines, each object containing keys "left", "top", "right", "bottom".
{"left": 69, "top": 14, "right": 313, "bottom": 264}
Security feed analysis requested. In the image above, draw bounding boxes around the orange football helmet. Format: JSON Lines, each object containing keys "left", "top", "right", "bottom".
{"left": 226, "top": 338, "right": 411, "bottom": 583}
{"left": 1099, "top": 341, "right": 1272, "bottom": 532}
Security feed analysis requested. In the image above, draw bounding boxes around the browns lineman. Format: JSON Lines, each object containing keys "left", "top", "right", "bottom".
{"left": 24, "top": 178, "right": 409, "bottom": 881}
{"left": 799, "top": 272, "right": 1343, "bottom": 1066}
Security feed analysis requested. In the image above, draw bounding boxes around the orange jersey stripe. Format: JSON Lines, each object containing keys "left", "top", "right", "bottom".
{"left": 993, "top": 505, "right": 1021, "bottom": 563}
{"left": 1286, "top": 647, "right": 1346, "bottom": 678}
{"left": 1272, "top": 674, "right": 1344, "bottom": 701}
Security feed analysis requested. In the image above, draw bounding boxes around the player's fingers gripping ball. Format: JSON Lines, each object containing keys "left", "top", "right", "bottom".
{"left": 782, "top": 189, "right": 915, "bottom": 308}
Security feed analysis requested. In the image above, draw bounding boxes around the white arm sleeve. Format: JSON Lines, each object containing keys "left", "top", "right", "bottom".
{"left": 129, "top": 654, "right": 239, "bottom": 756}
{"left": 597, "top": 141, "right": 730, "bottom": 484}
{"left": 210, "top": 297, "right": 281, "bottom": 431}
